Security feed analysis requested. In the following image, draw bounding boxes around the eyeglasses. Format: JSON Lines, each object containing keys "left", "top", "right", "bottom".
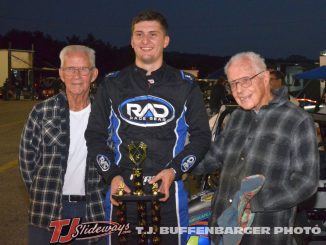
{"left": 229, "top": 70, "right": 265, "bottom": 91}
{"left": 61, "top": 67, "right": 94, "bottom": 76}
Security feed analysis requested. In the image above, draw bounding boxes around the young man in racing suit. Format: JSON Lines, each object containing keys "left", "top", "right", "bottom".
{"left": 85, "top": 11, "right": 211, "bottom": 244}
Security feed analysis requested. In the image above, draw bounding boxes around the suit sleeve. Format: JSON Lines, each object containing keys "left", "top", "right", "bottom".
{"left": 85, "top": 79, "right": 122, "bottom": 184}
{"left": 166, "top": 83, "right": 211, "bottom": 180}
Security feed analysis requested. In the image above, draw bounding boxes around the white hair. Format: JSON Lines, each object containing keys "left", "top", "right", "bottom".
{"left": 59, "top": 45, "right": 96, "bottom": 67}
{"left": 224, "top": 51, "right": 266, "bottom": 77}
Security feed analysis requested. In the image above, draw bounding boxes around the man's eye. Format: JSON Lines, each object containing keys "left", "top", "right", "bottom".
{"left": 242, "top": 78, "right": 251, "bottom": 83}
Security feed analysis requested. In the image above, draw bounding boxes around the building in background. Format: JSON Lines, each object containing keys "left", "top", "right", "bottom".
{"left": 0, "top": 49, "right": 34, "bottom": 88}
{"left": 183, "top": 69, "right": 199, "bottom": 78}
{"left": 320, "top": 50, "right": 326, "bottom": 66}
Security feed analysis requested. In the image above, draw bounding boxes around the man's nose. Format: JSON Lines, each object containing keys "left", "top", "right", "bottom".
{"left": 235, "top": 82, "right": 244, "bottom": 93}
{"left": 72, "top": 68, "right": 82, "bottom": 77}
{"left": 141, "top": 34, "right": 150, "bottom": 44}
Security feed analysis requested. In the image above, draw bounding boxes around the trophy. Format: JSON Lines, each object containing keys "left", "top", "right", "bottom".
{"left": 129, "top": 142, "right": 147, "bottom": 197}
{"left": 113, "top": 141, "right": 163, "bottom": 245}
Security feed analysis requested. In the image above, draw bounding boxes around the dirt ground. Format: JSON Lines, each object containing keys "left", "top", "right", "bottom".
{"left": 0, "top": 100, "right": 38, "bottom": 245}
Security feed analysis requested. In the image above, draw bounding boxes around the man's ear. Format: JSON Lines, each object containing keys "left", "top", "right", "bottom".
{"left": 163, "top": 35, "right": 170, "bottom": 48}
{"left": 264, "top": 70, "right": 270, "bottom": 86}
{"left": 59, "top": 68, "right": 65, "bottom": 84}
{"left": 91, "top": 68, "right": 99, "bottom": 83}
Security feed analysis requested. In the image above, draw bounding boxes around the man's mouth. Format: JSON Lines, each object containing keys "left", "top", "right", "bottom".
{"left": 141, "top": 47, "right": 153, "bottom": 51}
{"left": 239, "top": 94, "right": 251, "bottom": 103}
{"left": 71, "top": 82, "right": 83, "bottom": 86}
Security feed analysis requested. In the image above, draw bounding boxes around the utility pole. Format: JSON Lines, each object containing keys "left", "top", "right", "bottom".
{"left": 8, "top": 42, "right": 12, "bottom": 82}
{"left": 29, "top": 44, "right": 34, "bottom": 88}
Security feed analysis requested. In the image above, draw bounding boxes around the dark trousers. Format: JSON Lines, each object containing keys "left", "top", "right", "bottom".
{"left": 28, "top": 200, "right": 106, "bottom": 245}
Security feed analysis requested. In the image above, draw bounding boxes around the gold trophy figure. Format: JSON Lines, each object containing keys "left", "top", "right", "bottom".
{"left": 128, "top": 142, "right": 147, "bottom": 196}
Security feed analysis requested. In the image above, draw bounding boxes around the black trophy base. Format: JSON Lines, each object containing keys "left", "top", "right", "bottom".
{"left": 113, "top": 193, "right": 164, "bottom": 202}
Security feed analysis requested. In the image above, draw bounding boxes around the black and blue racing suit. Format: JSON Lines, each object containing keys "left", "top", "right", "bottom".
{"left": 85, "top": 63, "right": 211, "bottom": 244}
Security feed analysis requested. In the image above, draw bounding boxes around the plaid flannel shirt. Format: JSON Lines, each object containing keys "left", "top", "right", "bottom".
{"left": 19, "top": 92, "right": 106, "bottom": 230}
{"left": 200, "top": 87, "right": 319, "bottom": 245}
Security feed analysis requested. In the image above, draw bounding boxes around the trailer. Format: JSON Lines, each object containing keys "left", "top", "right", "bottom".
{"left": 0, "top": 49, "right": 35, "bottom": 99}
{"left": 0, "top": 49, "right": 34, "bottom": 87}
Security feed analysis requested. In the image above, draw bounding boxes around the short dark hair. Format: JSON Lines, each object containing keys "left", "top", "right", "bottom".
{"left": 131, "top": 10, "right": 169, "bottom": 35}
{"left": 269, "top": 70, "right": 285, "bottom": 85}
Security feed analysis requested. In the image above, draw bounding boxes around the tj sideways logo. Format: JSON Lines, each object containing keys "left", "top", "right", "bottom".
{"left": 49, "top": 218, "right": 130, "bottom": 244}
{"left": 119, "top": 95, "right": 175, "bottom": 127}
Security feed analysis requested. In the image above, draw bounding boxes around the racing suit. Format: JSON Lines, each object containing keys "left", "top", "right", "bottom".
{"left": 85, "top": 63, "right": 211, "bottom": 244}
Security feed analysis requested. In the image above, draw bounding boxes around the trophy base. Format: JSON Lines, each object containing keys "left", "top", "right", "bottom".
{"left": 113, "top": 193, "right": 164, "bottom": 202}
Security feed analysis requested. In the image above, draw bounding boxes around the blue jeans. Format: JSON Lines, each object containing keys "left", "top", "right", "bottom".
{"left": 61, "top": 199, "right": 86, "bottom": 220}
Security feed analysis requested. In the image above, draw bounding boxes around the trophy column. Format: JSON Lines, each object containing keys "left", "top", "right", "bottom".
{"left": 113, "top": 142, "right": 163, "bottom": 245}
{"left": 151, "top": 183, "right": 161, "bottom": 244}
{"left": 132, "top": 166, "right": 147, "bottom": 244}
{"left": 117, "top": 183, "right": 127, "bottom": 245}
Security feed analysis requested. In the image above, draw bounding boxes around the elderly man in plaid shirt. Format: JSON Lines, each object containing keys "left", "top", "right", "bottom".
{"left": 195, "top": 51, "right": 319, "bottom": 245}
{"left": 19, "top": 45, "right": 106, "bottom": 244}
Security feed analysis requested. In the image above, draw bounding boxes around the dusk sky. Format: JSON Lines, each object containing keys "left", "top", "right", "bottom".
{"left": 1, "top": 0, "right": 325, "bottom": 60}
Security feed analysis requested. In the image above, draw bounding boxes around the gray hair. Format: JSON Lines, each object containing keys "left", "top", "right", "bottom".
{"left": 224, "top": 51, "right": 266, "bottom": 77}
{"left": 59, "top": 45, "right": 96, "bottom": 67}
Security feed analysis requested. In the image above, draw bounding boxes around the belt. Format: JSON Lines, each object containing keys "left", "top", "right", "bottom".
{"left": 62, "top": 195, "right": 86, "bottom": 202}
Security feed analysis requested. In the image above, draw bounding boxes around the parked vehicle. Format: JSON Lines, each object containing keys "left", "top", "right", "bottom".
{"left": 297, "top": 98, "right": 318, "bottom": 112}
{"left": 33, "top": 77, "right": 62, "bottom": 100}
{"left": 298, "top": 113, "right": 326, "bottom": 242}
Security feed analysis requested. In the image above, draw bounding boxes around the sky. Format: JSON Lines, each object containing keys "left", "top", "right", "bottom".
{"left": 0, "top": 0, "right": 326, "bottom": 60}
